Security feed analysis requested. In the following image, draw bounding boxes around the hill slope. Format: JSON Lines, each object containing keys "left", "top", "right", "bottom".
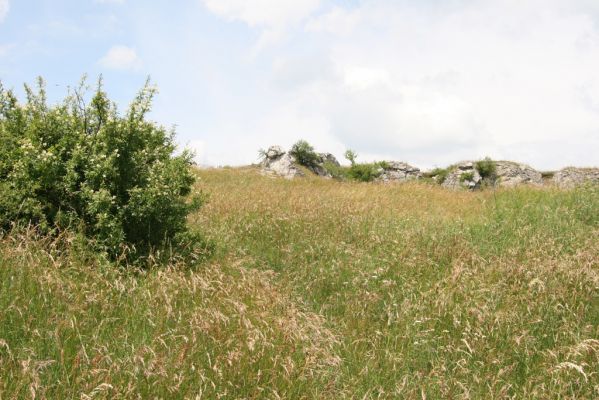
{"left": 1, "top": 167, "right": 598, "bottom": 398}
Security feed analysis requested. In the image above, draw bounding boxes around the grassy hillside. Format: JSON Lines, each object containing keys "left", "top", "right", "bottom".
{"left": 1, "top": 167, "right": 598, "bottom": 399}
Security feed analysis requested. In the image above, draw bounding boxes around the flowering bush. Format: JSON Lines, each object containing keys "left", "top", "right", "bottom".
{"left": 0, "top": 77, "right": 205, "bottom": 261}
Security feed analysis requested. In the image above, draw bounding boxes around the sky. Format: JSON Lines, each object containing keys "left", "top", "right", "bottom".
{"left": 1, "top": 0, "right": 599, "bottom": 170}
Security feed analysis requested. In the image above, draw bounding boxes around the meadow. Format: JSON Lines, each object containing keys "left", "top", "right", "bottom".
{"left": 1, "top": 167, "right": 598, "bottom": 399}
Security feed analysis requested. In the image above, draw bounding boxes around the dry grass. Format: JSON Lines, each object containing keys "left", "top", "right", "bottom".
{"left": 1, "top": 166, "right": 598, "bottom": 399}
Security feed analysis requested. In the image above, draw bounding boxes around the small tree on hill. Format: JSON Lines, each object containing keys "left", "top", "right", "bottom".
{"left": 289, "top": 140, "right": 320, "bottom": 169}
{"left": 344, "top": 149, "right": 357, "bottom": 166}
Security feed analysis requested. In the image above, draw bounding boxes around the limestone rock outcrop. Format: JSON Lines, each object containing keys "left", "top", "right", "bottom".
{"left": 441, "top": 162, "right": 482, "bottom": 190}
{"left": 441, "top": 160, "right": 544, "bottom": 190}
{"left": 553, "top": 167, "right": 599, "bottom": 188}
{"left": 495, "top": 161, "right": 543, "bottom": 187}
{"left": 260, "top": 146, "right": 341, "bottom": 179}
{"left": 375, "top": 161, "right": 421, "bottom": 183}
{"left": 308, "top": 153, "right": 340, "bottom": 178}
{"left": 260, "top": 146, "right": 304, "bottom": 179}
{"left": 318, "top": 153, "right": 340, "bottom": 167}
{"left": 260, "top": 145, "right": 598, "bottom": 189}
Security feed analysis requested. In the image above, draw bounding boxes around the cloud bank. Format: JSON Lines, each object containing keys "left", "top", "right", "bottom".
{"left": 190, "top": 0, "right": 599, "bottom": 169}
{"left": 202, "top": 0, "right": 322, "bottom": 50}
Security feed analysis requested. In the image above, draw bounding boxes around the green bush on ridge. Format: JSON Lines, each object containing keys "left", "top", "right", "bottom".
{"left": 425, "top": 167, "right": 450, "bottom": 184}
{"left": 475, "top": 157, "right": 497, "bottom": 185}
{"left": 347, "top": 162, "right": 384, "bottom": 182}
{"left": 322, "top": 161, "right": 349, "bottom": 180}
{"left": 0, "top": 77, "right": 207, "bottom": 262}
{"left": 289, "top": 139, "right": 320, "bottom": 169}
{"left": 342, "top": 150, "right": 387, "bottom": 182}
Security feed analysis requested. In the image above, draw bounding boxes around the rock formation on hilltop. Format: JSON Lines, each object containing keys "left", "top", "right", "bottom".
{"left": 260, "top": 145, "right": 341, "bottom": 179}
{"left": 494, "top": 161, "right": 543, "bottom": 187}
{"left": 553, "top": 167, "right": 599, "bottom": 188}
{"left": 309, "top": 153, "right": 340, "bottom": 178}
{"left": 260, "top": 146, "right": 304, "bottom": 179}
{"left": 441, "top": 162, "right": 482, "bottom": 190}
{"left": 259, "top": 144, "right": 598, "bottom": 189}
{"left": 441, "top": 160, "right": 543, "bottom": 190}
{"left": 375, "top": 161, "right": 421, "bottom": 183}
{"left": 318, "top": 153, "right": 340, "bottom": 167}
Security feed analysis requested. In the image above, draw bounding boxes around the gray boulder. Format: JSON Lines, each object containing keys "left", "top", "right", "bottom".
{"left": 318, "top": 153, "right": 340, "bottom": 167}
{"left": 260, "top": 146, "right": 341, "bottom": 179}
{"left": 307, "top": 153, "right": 341, "bottom": 178}
{"left": 442, "top": 162, "right": 482, "bottom": 190}
{"left": 442, "top": 160, "right": 542, "bottom": 190}
{"left": 495, "top": 161, "right": 542, "bottom": 187}
{"left": 376, "top": 161, "right": 421, "bottom": 183}
{"left": 308, "top": 164, "right": 331, "bottom": 178}
{"left": 265, "top": 145, "right": 285, "bottom": 160}
{"left": 260, "top": 146, "right": 304, "bottom": 179}
{"left": 553, "top": 167, "right": 599, "bottom": 188}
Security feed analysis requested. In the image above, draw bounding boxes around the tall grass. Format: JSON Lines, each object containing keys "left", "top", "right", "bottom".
{"left": 1, "top": 167, "right": 597, "bottom": 398}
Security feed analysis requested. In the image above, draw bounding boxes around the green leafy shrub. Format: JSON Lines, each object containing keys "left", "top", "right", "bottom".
{"left": 460, "top": 172, "right": 475, "bottom": 183}
{"left": 344, "top": 149, "right": 357, "bottom": 165}
{"left": 289, "top": 140, "right": 320, "bottom": 169}
{"left": 347, "top": 163, "right": 382, "bottom": 182}
{"left": 340, "top": 150, "right": 385, "bottom": 182}
{"left": 425, "top": 167, "right": 450, "bottom": 184}
{"left": 323, "top": 161, "right": 349, "bottom": 180}
{"left": 475, "top": 157, "right": 497, "bottom": 184}
{"left": 376, "top": 160, "right": 390, "bottom": 170}
{"left": 0, "top": 77, "right": 206, "bottom": 262}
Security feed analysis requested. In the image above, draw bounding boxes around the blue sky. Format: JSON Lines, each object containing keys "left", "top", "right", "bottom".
{"left": 1, "top": 0, "right": 599, "bottom": 169}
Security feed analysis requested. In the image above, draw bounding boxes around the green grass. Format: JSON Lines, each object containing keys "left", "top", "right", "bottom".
{"left": 1, "top": 167, "right": 598, "bottom": 399}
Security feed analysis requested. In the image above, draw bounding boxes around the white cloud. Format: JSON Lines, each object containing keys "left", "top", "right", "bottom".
{"left": 143, "top": 0, "right": 599, "bottom": 169}
{"left": 0, "top": 0, "right": 9, "bottom": 22}
{"left": 201, "top": 0, "right": 322, "bottom": 50}
{"left": 341, "top": 66, "right": 390, "bottom": 92}
{"left": 99, "top": 45, "right": 142, "bottom": 71}
{"left": 202, "top": 0, "right": 321, "bottom": 27}
{"left": 305, "top": 6, "right": 362, "bottom": 36}
{"left": 257, "top": 0, "right": 599, "bottom": 169}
